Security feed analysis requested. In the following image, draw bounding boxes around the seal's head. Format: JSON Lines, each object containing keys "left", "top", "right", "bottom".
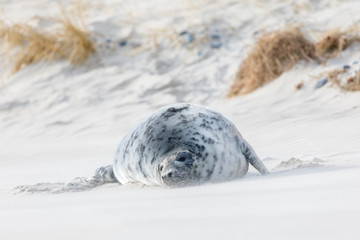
{"left": 159, "top": 151, "right": 197, "bottom": 187}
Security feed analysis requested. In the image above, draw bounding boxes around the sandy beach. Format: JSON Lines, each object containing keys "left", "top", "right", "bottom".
{"left": 1, "top": 0, "right": 360, "bottom": 239}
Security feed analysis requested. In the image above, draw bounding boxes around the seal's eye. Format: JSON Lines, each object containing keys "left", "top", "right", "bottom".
{"left": 177, "top": 157, "right": 186, "bottom": 162}
{"left": 176, "top": 152, "right": 192, "bottom": 162}
{"left": 159, "top": 165, "right": 164, "bottom": 171}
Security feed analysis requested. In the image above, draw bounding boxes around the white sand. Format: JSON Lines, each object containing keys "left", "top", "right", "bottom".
{"left": 1, "top": 0, "right": 360, "bottom": 239}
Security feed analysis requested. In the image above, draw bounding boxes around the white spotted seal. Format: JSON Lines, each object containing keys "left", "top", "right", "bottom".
{"left": 111, "top": 103, "right": 269, "bottom": 188}
{"left": 14, "top": 103, "right": 269, "bottom": 193}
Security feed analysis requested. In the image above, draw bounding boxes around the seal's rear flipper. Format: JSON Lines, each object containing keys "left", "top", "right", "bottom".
{"left": 94, "top": 165, "right": 117, "bottom": 183}
{"left": 239, "top": 138, "right": 270, "bottom": 175}
{"left": 13, "top": 165, "right": 119, "bottom": 194}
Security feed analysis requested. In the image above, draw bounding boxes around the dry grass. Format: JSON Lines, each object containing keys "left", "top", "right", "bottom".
{"left": 315, "top": 29, "right": 360, "bottom": 59}
{"left": 0, "top": 13, "right": 95, "bottom": 73}
{"left": 228, "top": 28, "right": 316, "bottom": 97}
{"left": 346, "top": 71, "right": 360, "bottom": 91}
{"left": 228, "top": 27, "right": 360, "bottom": 97}
{"left": 295, "top": 81, "right": 304, "bottom": 90}
{"left": 327, "top": 68, "right": 360, "bottom": 91}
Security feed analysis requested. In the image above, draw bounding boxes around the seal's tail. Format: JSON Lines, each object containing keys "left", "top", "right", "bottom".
{"left": 13, "top": 165, "right": 118, "bottom": 194}
{"left": 239, "top": 137, "right": 270, "bottom": 175}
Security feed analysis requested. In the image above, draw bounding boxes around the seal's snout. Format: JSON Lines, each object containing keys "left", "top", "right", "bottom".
{"left": 162, "top": 171, "right": 173, "bottom": 179}
{"left": 160, "top": 170, "right": 177, "bottom": 186}
{"left": 159, "top": 151, "right": 196, "bottom": 187}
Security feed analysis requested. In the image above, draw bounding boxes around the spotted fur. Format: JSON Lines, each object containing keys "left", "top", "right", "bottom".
{"left": 112, "top": 103, "right": 269, "bottom": 187}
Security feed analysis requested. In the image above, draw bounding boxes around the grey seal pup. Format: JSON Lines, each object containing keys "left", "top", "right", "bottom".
{"left": 110, "top": 103, "right": 269, "bottom": 187}
{"left": 14, "top": 103, "right": 269, "bottom": 193}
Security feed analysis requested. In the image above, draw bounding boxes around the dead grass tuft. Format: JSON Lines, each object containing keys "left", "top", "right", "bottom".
{"left": 228, "top": 26, "right": 360, "bottom": 97}
{"left": 345, "top": 72, "right": 360, "bottom": 91}
{"left": 327, "top": 68, "right": 360, "bottom": 91}
{"left": 0, "top": 13, "right": 95, "bottom": 73}
{"left": 326, "top": 69, "right": 345, "bottom": 88}
{"left": 227, "top": 28, "right": 316, "bottom": 97}
{"left": 295, "top": 81, "right": 304, "bottom": 90}
{"left": 315, "top": 29, "right": 360, "bottom": 59}
{"left": 0, "top": 23, "right": 26, "bottom": 48}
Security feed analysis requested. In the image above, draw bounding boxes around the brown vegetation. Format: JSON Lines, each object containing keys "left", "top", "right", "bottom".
{"left": 315, "top": 30, "right": 360, "bottom": 59}
{"left": 295, "top": 81, "right": 304, "bottom": 90}
{"left": 345, "top": 72, "right": 360, "bottom": 91}
{"left": 227, "top": 28, "right": 316, "bottom": 97}
{"left": 327, "top": 68, "right": 360, "bottom": 91}
{"left": 228, "top": 27, "right": 360, "bottom": 97}
{"left": 0, "top": 15, "right": 95, "bottom": 73}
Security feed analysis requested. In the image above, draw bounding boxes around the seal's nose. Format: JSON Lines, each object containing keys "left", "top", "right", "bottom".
{"left": 162, "top": 172, "right": 172, "bottom": 179}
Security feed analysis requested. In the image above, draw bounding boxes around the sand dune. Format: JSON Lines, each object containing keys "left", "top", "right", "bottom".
{"left": 1, "top": 0, "right": 360, "bottom": 239}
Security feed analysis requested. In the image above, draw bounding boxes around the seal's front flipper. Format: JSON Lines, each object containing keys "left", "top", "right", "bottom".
{"left": 239, "top": 138, "right": 270, "bottom": 175}
{"left": 13, "top": 165, "right": 119, "bottom": 194}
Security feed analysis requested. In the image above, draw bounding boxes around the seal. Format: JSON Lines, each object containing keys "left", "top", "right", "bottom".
{"left": 110, "top": 103, "right": 269, "bottom": 188}
{"left": 14, "top": 103, "right": 269, "bottom": 193}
